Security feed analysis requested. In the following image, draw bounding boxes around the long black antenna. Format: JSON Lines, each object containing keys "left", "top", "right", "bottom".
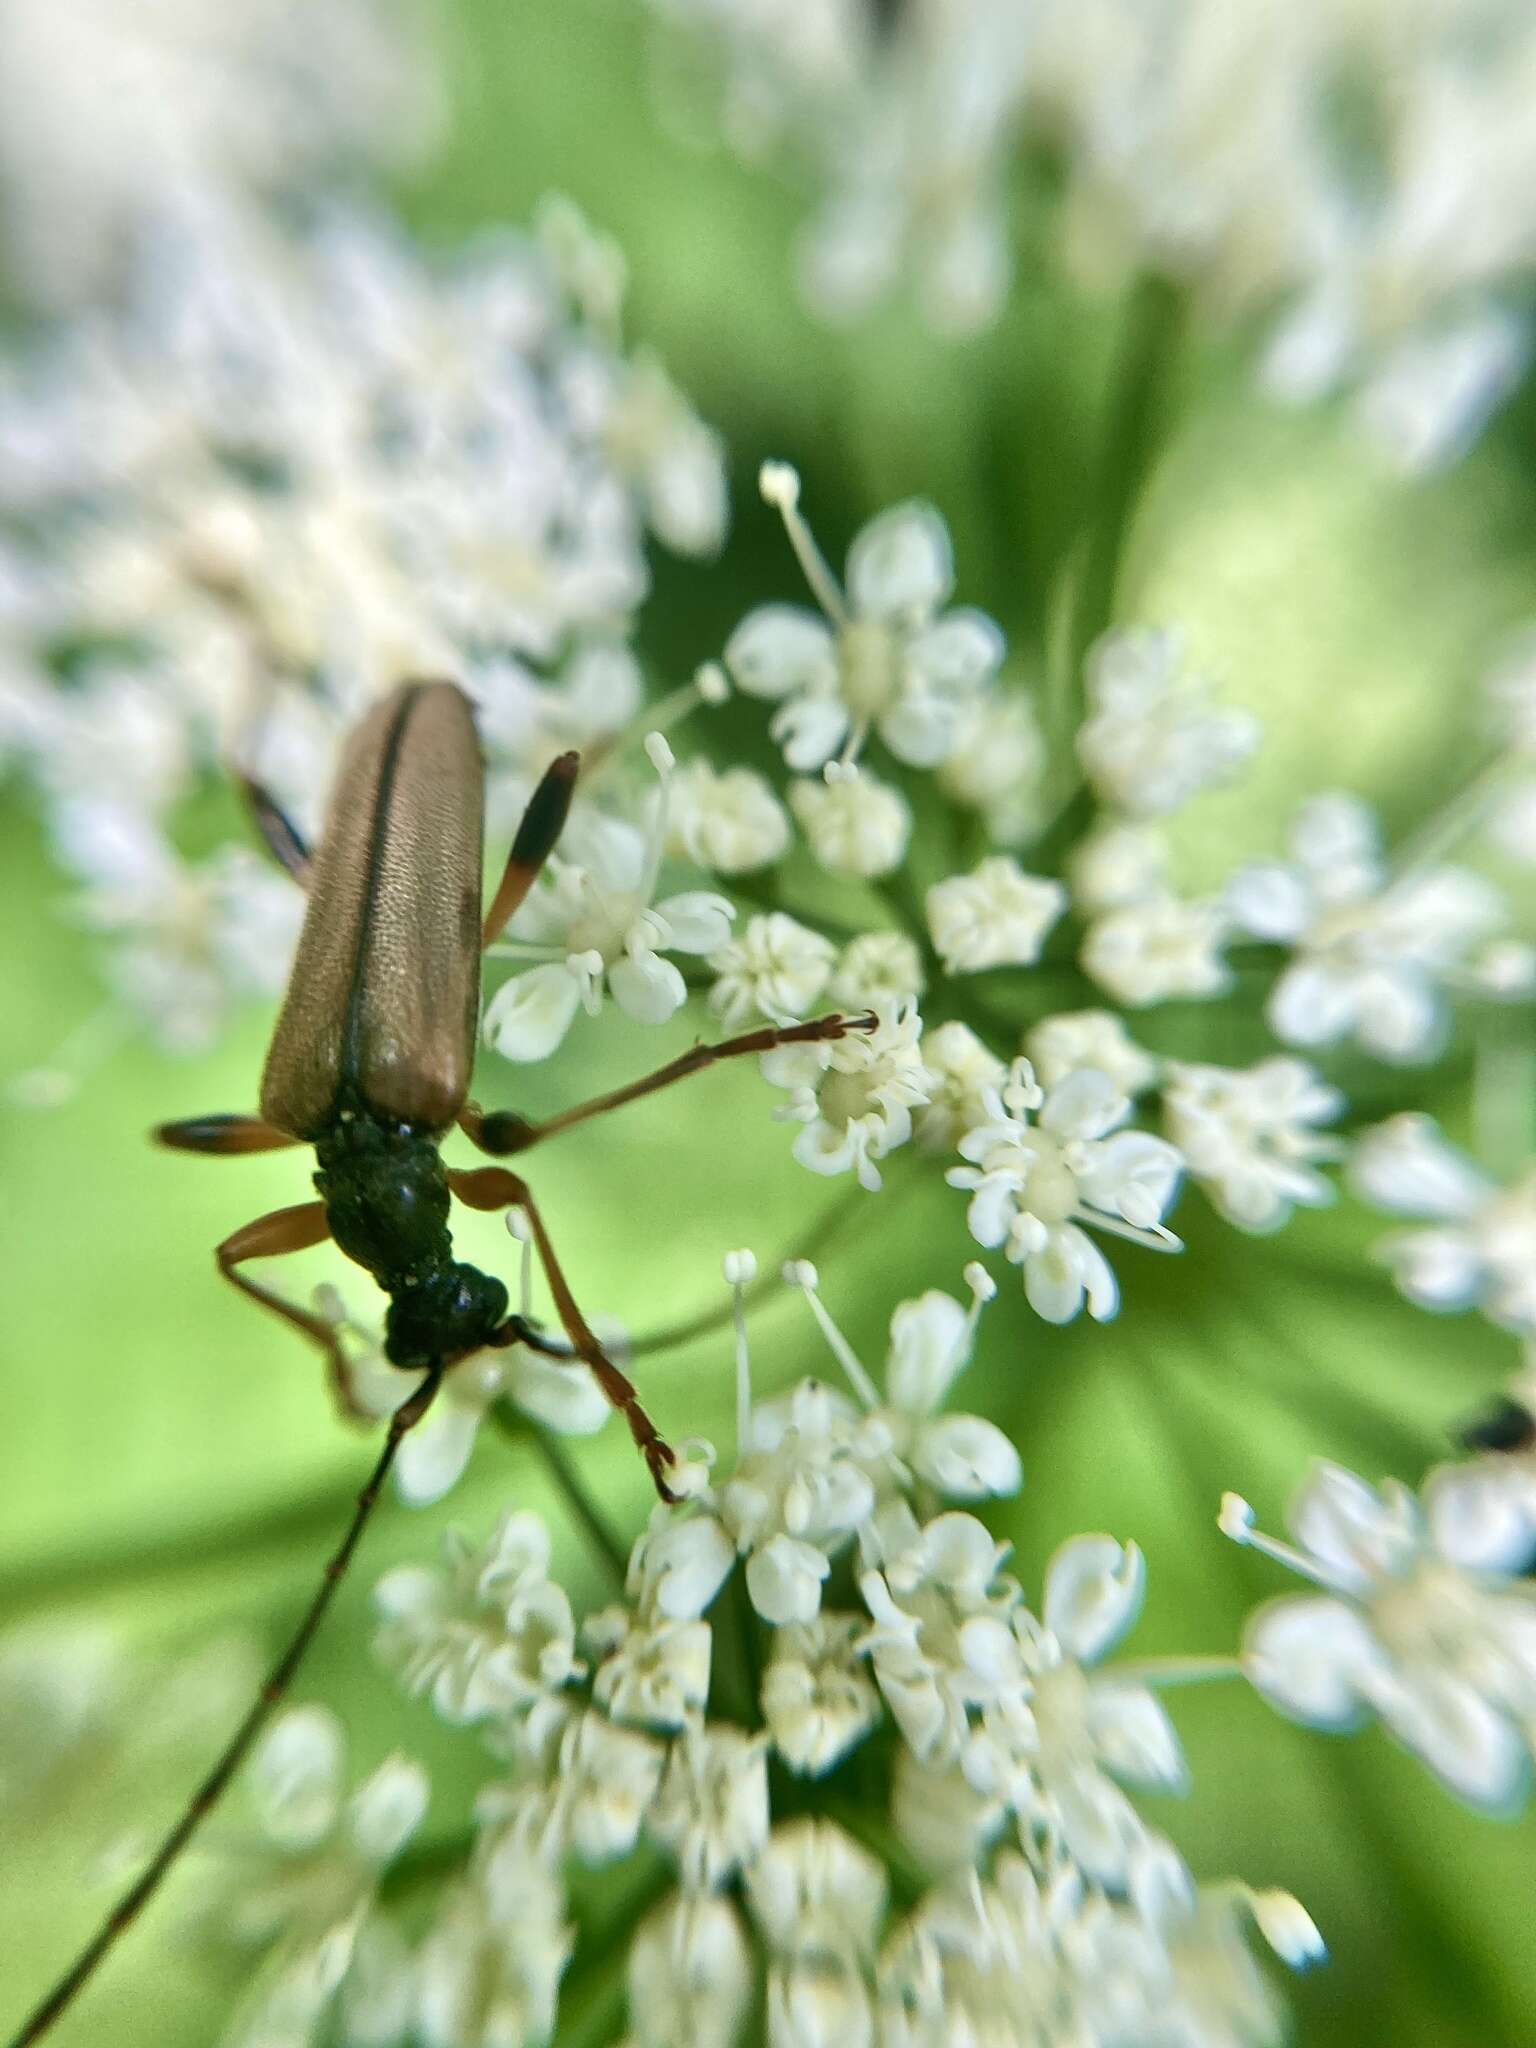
{"left": 7, "top": 1368, "right": 442, "bottom": 2048}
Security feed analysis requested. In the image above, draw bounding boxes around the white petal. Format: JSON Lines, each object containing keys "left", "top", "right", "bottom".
{"left": 1022, "top": 1237, "right": 1085, "bottom": 1324}
{"left": 348, "top": 1755, "right": 429, "bottom": 1865}
{"left": 769, "top": 690, "right": 849, "bottom": 772}
{"left": 251, "top": 1706, "right": 344, "bottom": 1848}
{"left": 372, "top": 1564, "right": 445, "bottom": 1625}
{"left": 1268, "top": 963, "right": 1359, "bottom": 1048}
{"left": 394, "top": 1404, "right": 482, "bottom": 1506}
{"left": 904, "top": 609, "right": 1004, "bottom": 690}
{"left": 1354, "top": 967, "right": 1442, "bottom": 1064}
{"left": 654, "top": 891, "right": 736, "bottom": 955}
{"left": 725, "top": 605, "right": 836, "bottom": 699}
{"left": 1377, "top": 1668, "right": 1527, "bottom": 1810}
{"left": 1290, "top": 1461, "right": 1417, "bottom": 1590}
{"left": 912, "top": 1415, "right": 1022, "bottom": 1500}
{"left": 610, "top": 949, "right": 687, "bottom": 1024}
{"left": 884, "top": 1291, "right": 970, "bottom": 1414}
{"left": 1052, "top": 1766, "right": 1146, "bottom": 1887}
{"left": 1243, "top": 1595, "right": 1384, "bottom": 1726}
{"left": 746, "top": 1535, "right": 831, "bottom": 1624}
{"left": 1348, "top": 1115, "right": 1489, "bottom": 1220}
{"left": 1424, "top": 1460, "right": 1536, "bottom": 1573}
{"left": 846, "top": 502, "right": 953, "bottom": 620}
{"left": 1040, "top": 1067, "right": 1129, "bottom": 1142}
{"left": 962, "top": 1172, "right": 1018, "bottom": 1250}
{"left": 1224, "top": 861, "right": 1312, "bottom": 940}
{"left": 1379, "top": 1225, "right": 1484, "bottom": 1310}
{"left": 1086, "top": 1682, "right": 1187, "bottom": 1791}
{"left": 507, "top": 1353, "right": 611, "bottom": 1436}
{"left": 1043, "top": 1535, "right": 1145, "bottom": 1664}
{"left": 1078, "top": 1131, "right": 1182, "bottom": 1229}
{"left": 483, "top": 962, "right": 582, "bottom": 1062}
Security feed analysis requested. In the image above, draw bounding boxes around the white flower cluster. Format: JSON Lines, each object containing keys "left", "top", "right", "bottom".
{"left": 181, "top": 1264, "right": 1319, "bottom": 2048}
{"left": 0, "top": 198, "right": 725, "bottom": 1070}
{"left": 1225, "top": 1454, "right": 1536, "bottom": 1812}
{"left": 643, "top": 0, "right": 1536, "bottom": 465}
{"left": 0, "top": 0, "right": 443, "bottom": 309}
{"left": 1350, "top": 1115, "right": 1536, "bottom": 1336}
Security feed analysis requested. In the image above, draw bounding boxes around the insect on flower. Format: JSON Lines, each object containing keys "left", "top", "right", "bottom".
{"left": 8, "top": 678, "right": 870, "bottom": 2046}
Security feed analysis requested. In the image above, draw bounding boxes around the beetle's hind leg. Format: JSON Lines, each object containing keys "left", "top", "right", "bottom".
{"left": 216, "top": 1202, "right": 367, "bottom": 1420}
{"left": 447, "top": 1166, "right": 678, "bottom": 1501}
{"left": 156, "top": 1113, "right": 301, "bottom": 1154}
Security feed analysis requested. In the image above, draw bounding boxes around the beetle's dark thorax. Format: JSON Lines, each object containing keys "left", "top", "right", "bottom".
{"left": 313, "top": 1103, "right": 507, "bottom": 1371}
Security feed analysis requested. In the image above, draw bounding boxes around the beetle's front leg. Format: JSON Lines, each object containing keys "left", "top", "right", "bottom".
{"left": 459, "top": 1010, "right": 877, "bottom": 1158}
{"left": 446, "top": 1166, "right": 677, "bottom": 1501}
{"left": 216, "top": 1202, "right": 365, "bottom": 1420}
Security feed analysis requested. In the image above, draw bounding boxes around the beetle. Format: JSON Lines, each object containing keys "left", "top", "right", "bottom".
{"left": 10, "top": 677, "right": 868, "bottom": 2046}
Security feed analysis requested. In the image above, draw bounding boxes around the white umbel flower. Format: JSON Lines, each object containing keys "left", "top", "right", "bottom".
{"left": 925, "top": 856, "right": 1066, "bottom": 975}
{"left": 416, "top": 1857, "right": 573, "bottom": 2048}
{"left": 778, "top": 1260, "right": 1021, "bottom": 1507}
{"left": 761, "top": 1613, "right": 882, "bottom": 1776}
{"left": 721, "top": 1378, "right": 877, "bottom": 1625}
{"left": 1081, "top": 893, "right": 1232, "bottom": 1008}
{"left": 857, "top": 1509, "right": 1017, "bottom": 1767}
{"left": 1069, "top": 821, "right": 1171, "bottom": 912}
{"left": 477, "top": 1701, "right": 666, "bottom": 1866}
{"left": 590, "top": 1610, "right": 715, "bottom": 1733}
{"left": 707, "top": 911, "right": 835, "bottom": 1028}
{"left": 948, "top": 1061, "right": 1183, "bottom": 1323}
{"left": 1163, "top": 1056, "right": 1344, "bottom": 1234}
{"left": 1228, "top": 793, "right": 1504, "bottom": 1063}
{"left": 622, "top": 1893, "right": 752, "bottom": 2048}
{"left": 829, "top": 930, "right": 926, "bottom": 1010}
{"left": 1025, "top": 1009, "right": 1158, "bottom": 1097}
{"left": 936, "top": 691, "right": 1047, "bottom": 846}
{"left": 484, "top": 736, "right": 735, "bottom": 1059}
{"left": 1226, "top": 1462, "right": 1536, "bottom": 1809}
{"left": 1349, "top": 1115, "right": 1536, "bottom": 1334}
{"left": 666, "top": 757, "right": 791, "bottom": 873}
{"left": 762, "top": 1000, "right": 930, "bottom": 1190}
{"left": 789, "top": 764, "right": 912, "bottom": 877}
{"left": 745, "top": 1817, "right": 887, "bottom": 1962}
{"left": 959, "top": 1536, "right": 1187, "bottom": 1888}
{"left": 223, "top": 1706, "right": 427, "bottom": 2009}
{"left": 649, "top": 1725, "right": 772, "bottom": 1889}
{"left": 372, "top": 1513, "right": 581, "bottom": 1726}
{"left": 726, "top": 462, "right": 1004, "bottom": 772}
{"left": 1077, "top": 627, "right": 1259, "bottom": 818}
{"left": 914, "top": 1020, "right": 1006, "bottom": 1154}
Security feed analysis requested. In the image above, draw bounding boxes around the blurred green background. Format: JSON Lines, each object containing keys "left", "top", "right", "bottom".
{"left": 3, "top": 1, "right": 1536, "bottom": 2042}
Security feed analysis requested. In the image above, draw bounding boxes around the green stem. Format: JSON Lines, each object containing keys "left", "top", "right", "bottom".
{"left": 378, "top": 1828, "right": 474, "bottom": 1904}
{"left": 1387, "top": 749, "right": 1508, "bottom": 882}
{"left": 1051, "top": 273, "right": 1186, "bottom": 769}
{"left": 492, "top": 1405, "right": 629, "bottom": 1583}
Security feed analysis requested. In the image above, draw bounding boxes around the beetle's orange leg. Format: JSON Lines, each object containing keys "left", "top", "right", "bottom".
{"left": 482, "top": 751, "right": 579, "bottom": 947}
{"left": 217, "top": 1202, "right": 365, "bottom": 1420}
{"left": 447, "top": 1166, "right": 677, "bottom": 1501}
{"left": 156, "top": 1113, "right": 302, "bottom": 1155}
{"left": 238, "top": 773, "right": 311, "bottom": 887}
{"left": 459, "top": 1010, "right": 877, "bottom": 1158}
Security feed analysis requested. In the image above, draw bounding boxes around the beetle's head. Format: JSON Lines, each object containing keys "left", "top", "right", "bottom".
{"left": 384, "top": 1261, "right": 510, "bottom": 1373}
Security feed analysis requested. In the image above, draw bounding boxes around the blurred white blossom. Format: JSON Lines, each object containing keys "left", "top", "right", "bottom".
{"left": 1350, "top": 1115, "right": 1536, "bottom": 1334}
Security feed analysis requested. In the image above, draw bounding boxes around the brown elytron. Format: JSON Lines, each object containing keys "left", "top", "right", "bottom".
{"left": 8, "top": 677, "right": 871, "bottom": 2047}
{"left": 261, "top": 681, "right": 484, "bottom": 1139}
